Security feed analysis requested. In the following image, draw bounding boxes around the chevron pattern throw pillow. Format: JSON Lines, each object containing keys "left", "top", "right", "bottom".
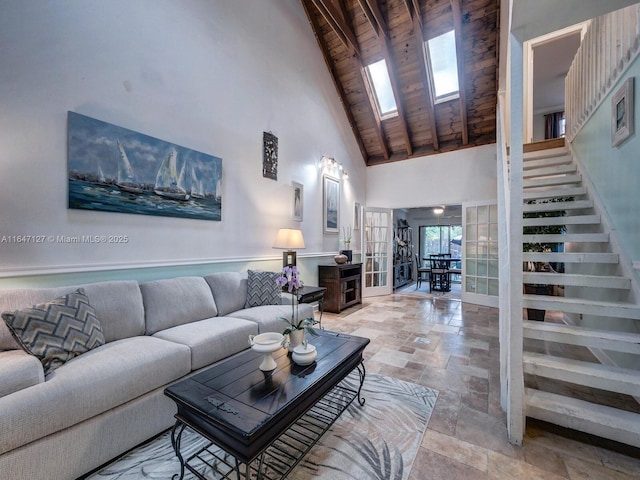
{"left": 2, "top": 288, "right": 105, "bottom": 375}
{"left": 245, "top": 270, "right": 281, "bottom": 308}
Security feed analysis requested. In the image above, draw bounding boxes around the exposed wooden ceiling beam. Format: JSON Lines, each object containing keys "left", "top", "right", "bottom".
{"left": 301, "top": 0, "right": 368, "bottom": 162}
{"left": 357, "top": 0, "right": 413, "bottom": 156}
{"left": 311, "top": 0, "right": 390, "bottom": 162}
{"left": 406, "top": 0, "right": 439, "bottom": 150}
{"left": 450, "top": 0, "right": 469, "bottom": 145}
{"left": 360, "top": 0, "right": 387, "bottom": 38}
{"left": 311, "top": 0, "right": 361, "bottom": 57}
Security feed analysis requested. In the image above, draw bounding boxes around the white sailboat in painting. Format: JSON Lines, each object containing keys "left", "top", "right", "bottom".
{"left": 189, "top": 165, "right": 205, "bottom": 199}
{"left": 98, "top": 165, "right": 106, "bottom": 183}
{"left": 116, "top": 140, "right": 143, "bottom": 193}
{"left": 154, "top": 148, "right": 190, "bottom": 201}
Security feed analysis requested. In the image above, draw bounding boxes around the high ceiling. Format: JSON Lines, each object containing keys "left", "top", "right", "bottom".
{"left": 301, "top": 0, "right": 500, "bottom": 166}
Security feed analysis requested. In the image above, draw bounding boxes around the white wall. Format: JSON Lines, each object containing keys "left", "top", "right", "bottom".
{"left": 572, "top": 64, "right": 640, "bottom": 265}
{"left": 0, "top": 0, "right": 365, "bottom": 277}
{"left": 365, "top": 144, "right": 497, "bottom": 209}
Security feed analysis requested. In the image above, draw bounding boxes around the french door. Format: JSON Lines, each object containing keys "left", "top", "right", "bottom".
{"left": 361, "top": 207, "right": 393, "bottom": 298}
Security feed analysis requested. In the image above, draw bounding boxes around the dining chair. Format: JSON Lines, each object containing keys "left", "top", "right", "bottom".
{"left": 415, "top": 254, "right": 431, "bottom": 290}
{"left": 429, "top": 254, "right": 451, "bottom": 292}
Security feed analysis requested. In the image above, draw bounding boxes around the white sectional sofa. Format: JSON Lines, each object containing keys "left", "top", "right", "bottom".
{"left": 0, "top": 271, "right": 312, "bottom": 480}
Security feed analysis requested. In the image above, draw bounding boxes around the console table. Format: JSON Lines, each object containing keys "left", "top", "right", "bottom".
{"left": 318, "top": 263, "right": 362, "bottom": 313}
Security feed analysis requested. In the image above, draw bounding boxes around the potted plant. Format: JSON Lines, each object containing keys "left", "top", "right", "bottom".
{"left": 522, "top": 197, "right": 571, "bottom": 320}
{"left": 275, "top": 265, "right": 318, "bottom": 351}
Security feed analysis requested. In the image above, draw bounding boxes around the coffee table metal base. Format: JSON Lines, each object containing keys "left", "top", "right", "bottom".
{"left": 170, "top": 363, "right": 366, "bottom": 480}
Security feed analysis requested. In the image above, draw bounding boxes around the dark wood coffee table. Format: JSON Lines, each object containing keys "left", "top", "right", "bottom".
{"left": 164, "top": 330, "right": 369, "bottom": 480}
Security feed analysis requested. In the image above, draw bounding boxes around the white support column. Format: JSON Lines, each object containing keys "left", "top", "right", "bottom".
{"left": 507, "top": 32, "right": 525, "bottom": 446}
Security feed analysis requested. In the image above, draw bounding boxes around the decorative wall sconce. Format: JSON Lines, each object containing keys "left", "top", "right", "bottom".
{"left": 318, "top": 156, "right": 348, "bottom": 180}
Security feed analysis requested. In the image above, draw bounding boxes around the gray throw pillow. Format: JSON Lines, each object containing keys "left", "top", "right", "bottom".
{"left": 1, "top": 288, "right": 105, "bottom": 375}
{"left": 245, "top": 270, "right": 281, "bottom": 308}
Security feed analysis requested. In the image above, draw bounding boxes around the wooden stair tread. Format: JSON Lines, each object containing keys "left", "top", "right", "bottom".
{"left": 523, "top": 272, "right": 631, "bottom": 289}
{"left": 522, "top": 295, "right": 640, "bottom": 319}
{"left": 523, "top": 155, "right": 573, "bottom": 170}
{"left": 523, "top": 186, "right": 586, "bottom": 200}
{"left": 522, "top": 146, "right": 569, "bottom": 159}
{"left": 523, "top": 233, "right": 608, "bottom": 243}
{"left": 525, "top": 388, "right": 640, "bottom": 448}
{"left": 522, "top": 252, "right": 619, "bottom": 263}
{"left": 523, "top": 164, "right": 577, "bottom": 178}
{"left": 523, "top": 321, "right": 640, "bottom": 354}
{"left": 523, "top": 353, "right": 640, "bottom": 396}
{"left": 523, "top": 199, "right": 593, "bottom": 212}
{"left": 524, "top": 175, "right": 582, "bottom": 188}
{"left": 523, "top": 214, "right": 600, "bottom": 226}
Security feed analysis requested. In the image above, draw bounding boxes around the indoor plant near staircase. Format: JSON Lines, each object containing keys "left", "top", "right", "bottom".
{"left": 523, "top": 197, "right": 571, "bottom": 320}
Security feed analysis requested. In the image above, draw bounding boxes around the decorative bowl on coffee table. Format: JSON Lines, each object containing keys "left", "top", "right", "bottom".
{"left": 249, "top": 332, "right": 284, "bottom": 371}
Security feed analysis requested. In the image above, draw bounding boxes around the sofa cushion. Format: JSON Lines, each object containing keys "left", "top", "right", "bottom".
{"left": 2, "top": 289, "right": 105, "bottom": 375}
{"left": 227, "top": 303, "right": 315, "bottom": 334}
{"left": 204, "top": 271, "right": 247, "bottom": 316}
{"left": 153, "top": 316, "right": 258, "bottom": 370}
{"left": 0, "top": 335, "right": 191, "bottom": 455}
{"left": 245, "top": 270, "right": 282, "bottom": 308}
{"left": 140, "top": 277, "right": 218, "bottom": 335}
{"left": 0, "top": 350, "right": 44, "bottom": 398}
{"left": 0, "top": 281, "right": 145, "bottom": 348}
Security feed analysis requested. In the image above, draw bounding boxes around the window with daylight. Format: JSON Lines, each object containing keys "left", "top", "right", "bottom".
{"left": 365, "top": 59, "right": 398, "bottom": 119}
{"left": 427, "top": 30, "right": 460, "bottom": 103}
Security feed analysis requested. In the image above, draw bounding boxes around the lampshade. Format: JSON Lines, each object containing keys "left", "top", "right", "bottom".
{"left": 273, "top": 228, "right": 306, "bottom": 249}
{"left": 273, "top": 228, "right": 305, "bottom": 267}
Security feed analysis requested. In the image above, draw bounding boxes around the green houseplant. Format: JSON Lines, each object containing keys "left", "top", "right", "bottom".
{"left": 522, "top": 197, "right": 572, "bottom": 321}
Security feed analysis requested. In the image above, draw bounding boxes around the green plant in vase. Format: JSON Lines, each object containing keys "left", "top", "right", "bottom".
{"left": 275, "top": 265, "right": 318, "bottom": 350}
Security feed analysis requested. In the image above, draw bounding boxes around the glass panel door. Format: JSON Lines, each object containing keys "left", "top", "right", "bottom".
{"left": 362, "top": 207, "right": 393, "bottom": 297}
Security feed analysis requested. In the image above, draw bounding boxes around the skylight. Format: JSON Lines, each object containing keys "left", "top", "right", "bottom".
{"left": 365, "top": 59, "right": 398, "bottom": 119}
{"left": 427, "top": 30, "right": 460, "bottom": 102}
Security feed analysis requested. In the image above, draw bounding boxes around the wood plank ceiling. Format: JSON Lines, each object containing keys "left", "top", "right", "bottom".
{"left": 301, "top": 0, "right": 500, "bottom": 166}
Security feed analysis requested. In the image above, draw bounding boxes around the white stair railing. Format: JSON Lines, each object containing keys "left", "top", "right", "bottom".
{"left": 565, "top": 4, "right": 640, "bottom": 141}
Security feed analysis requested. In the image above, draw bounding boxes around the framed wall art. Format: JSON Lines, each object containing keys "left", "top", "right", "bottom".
{"left": 611, "top": 77, "right": 634, "bottom": 147}
{"left": 292, "top": 181, "right": 303, "bottom": 222}
{"left": 263, "top": 131, "right": 278, "bottom": 180}
{"left": 353, "top": 202, "right": 361, "bottom": 230}
{"left": 67, "top": 112, "right": 223, "bottom": 221}
{"left": 323, "top": 175, "right": 340, "bottom": 234}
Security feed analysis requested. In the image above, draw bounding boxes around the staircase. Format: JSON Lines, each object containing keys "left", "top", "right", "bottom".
{"left": 520, "top": 145, "right": 640, "bottom": 447}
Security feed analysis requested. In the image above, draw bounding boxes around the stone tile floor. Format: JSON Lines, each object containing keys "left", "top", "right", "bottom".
{"left": 317, "top": 284, "right": 640, "bottom": 479}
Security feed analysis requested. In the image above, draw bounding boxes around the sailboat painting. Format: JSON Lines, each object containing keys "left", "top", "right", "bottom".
{"left": 67, "top": 112, "right": 223, "bottom": 221}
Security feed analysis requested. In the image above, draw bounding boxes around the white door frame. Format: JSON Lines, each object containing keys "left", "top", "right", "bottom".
{"left": 523, "top": 22, "right": 590, "bottom": 143}
{"left": 361, "top": 206, "right": 393, "bottom": 298}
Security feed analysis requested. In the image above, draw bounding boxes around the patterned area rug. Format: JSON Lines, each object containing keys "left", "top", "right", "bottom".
{"left": 87, "top": 373, "right": 438, "bottom": 480}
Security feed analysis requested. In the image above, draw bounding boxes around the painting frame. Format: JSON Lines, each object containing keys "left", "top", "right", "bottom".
{"left": 292, "top": 181, "right": 303, "bottom": 222}
{"left": 263, "top": 131, "right": 278, "bottom": 180}
{"left": 323, "top": 175, "right": 340, "bottom": 234}
{"left": 611, "top": 77, "right": 634, "bottom": 147}
{"left": 353, "top": 202, "right": 361, "bottom": 230}
{"left": 67, "top": 111, "right": 223, "bottom": 222}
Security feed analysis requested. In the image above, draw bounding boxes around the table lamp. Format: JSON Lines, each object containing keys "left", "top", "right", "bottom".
{"left": 273, "top": 228, "right": 306, "bottom": 267}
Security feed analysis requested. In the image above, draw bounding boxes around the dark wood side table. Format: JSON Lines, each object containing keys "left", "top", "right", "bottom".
{"left": 318, "top": 263, "right": 362, "bottom": 313}
{"left": 297, "top": 285, "right": 326, "bottom": 328}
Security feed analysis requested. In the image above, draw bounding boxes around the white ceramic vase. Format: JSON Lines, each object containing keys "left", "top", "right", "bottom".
{"left": 288, "top": 329, "right": 305, "bottom": 352}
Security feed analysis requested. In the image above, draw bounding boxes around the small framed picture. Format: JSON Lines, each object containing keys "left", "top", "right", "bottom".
{"left": 292, "top": 181, "right": 303, "bottom": 222}
{"left": 353, "top": 202, "right": 361, "bottom": 230}
{"left": 322, "top": 175, "right": 340, "bottom": 234}
{"left": 611, "top": 77, "right": 634, "bottom": 147}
